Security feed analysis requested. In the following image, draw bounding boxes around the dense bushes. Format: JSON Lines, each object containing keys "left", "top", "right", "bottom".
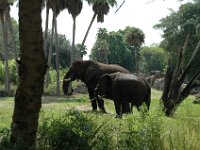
{"left": 36, "top": 110, "right": 166, "bottom": 150}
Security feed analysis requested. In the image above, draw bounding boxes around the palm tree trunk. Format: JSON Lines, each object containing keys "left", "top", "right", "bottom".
{"left": 54, "top": 17, "right": 60, "bottom": 95}
{"left": 5, "top": 6, "right": 19, "bottom": 83}
{"left": 43, "top": 0, "right": 49, "bottom": 59}
{"left": 45, "top": 13, "right": 55, "bottom": 88}
{"left": 10, "top": 0, "right": 47, "bottom": 148}
{"left": 71, "top": 16, "right": 76, "bottom": 64}
{"left": 79, "top": 13, "right": 97, "bottom": 53}
{"left": 0, "top": 12, "right": 10, "bottom": 92}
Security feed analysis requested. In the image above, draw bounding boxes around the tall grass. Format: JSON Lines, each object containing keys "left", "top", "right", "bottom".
{"left": 36, "top": 108, "right": 200, "bottom": 150}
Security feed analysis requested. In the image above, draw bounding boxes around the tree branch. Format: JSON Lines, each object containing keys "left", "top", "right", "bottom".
{"left": 161, "top": 60, "right": 173, "bottom": 103}
{"left": 115, "top": 0, "right": 125, "bottom": 14}
{"left": 179, "top": 69, "right": 200, "bottom": 102}
{"left": 179, "top": 38, "right": 200, "bottom": 84}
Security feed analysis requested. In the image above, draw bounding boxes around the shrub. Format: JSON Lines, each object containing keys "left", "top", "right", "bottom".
{"left": 37, "top": 109, "right": 113, "bottom": 150}
{"left": 127, "top": 114, "right": 164, "bottom": 149}
{"left": 0, "top": 128, "right": 11, "bottom": 150}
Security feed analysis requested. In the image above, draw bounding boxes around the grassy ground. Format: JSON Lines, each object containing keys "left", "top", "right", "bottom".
{"left": 0, "top": 89, "right": 200, "bottom": 149}
{"left": 0, "top": 89, "right": 199, "bottom": 127}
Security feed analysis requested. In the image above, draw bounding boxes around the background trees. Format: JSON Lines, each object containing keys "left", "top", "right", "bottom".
{"left": 0, "top": 0, "right": 18, "bottom": 93}
{"left": 140, "top": 45, "right": 167, "bottom": 74}
{"left": 107, "top": 31, "right": 133, "bottom": 71}
{"left": 154, "top": 1, "right": 200, "bottom": 79}
{"left": 91, "top": 26, "right": 146, "bottom": 73}
{"left": 124, "top": 26, "right": 145, "bottom": 74}
{"left": 90, "top": 28, "right": 109, "bottom": 63}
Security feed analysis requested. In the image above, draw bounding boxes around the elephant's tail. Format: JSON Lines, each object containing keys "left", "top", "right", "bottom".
{"left": 145, "top": 81, "right": 151, "bottom": 110}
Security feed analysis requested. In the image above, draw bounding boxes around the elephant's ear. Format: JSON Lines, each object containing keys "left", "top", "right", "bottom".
{"left": 100, "top": 74, "right": 112, "bottom": 90}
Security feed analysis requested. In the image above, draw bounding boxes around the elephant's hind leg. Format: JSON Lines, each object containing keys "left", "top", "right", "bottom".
{"left": 114, "top": 100, "right": 122, "bottom": 118}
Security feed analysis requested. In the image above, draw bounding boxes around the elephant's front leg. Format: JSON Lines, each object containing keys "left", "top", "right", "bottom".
{"left": 97, "top": 97, "right": 106, "bottom": 113}
{"left": 114, "top": 100, "right": 122, "bottom": 118}
{"left": 88, "top": 89, "right": 97, "bottom": 111}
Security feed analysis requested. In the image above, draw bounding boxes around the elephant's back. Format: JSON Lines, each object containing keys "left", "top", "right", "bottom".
{"left": 115, "top": 74, "right": 148, "bottom": 100}
{"left": 98, "top": 63, "right": 130, "bottom": 74}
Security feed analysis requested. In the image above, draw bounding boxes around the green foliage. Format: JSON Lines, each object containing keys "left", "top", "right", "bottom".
{"left": 0, "top": 61, "right": 4, "bottom": 84}
{"left": 90, "top": 28, "right": 109, "bottom": 63}
{"left": 37, "top": 109, "right": 114, "bottom": 150}
{"left": 107, "top": 31, "right": 133, "bottom": 71}
{"left": 154, "top": 1, "right": 200, "bottom": 78}
{"left": 124, "top": 26, "right": 145, "bottom": 48}
{"left": 44, "top": 68, "right": 67, "bottom": 95}
{"left": 120, "top": 113, "right": 165, "bottom": 150}
{"left": 140, "top": 45, "right": 167, "bottom": 73}
{"left": 48, "top": 33, "right": 71, "bottom": 69}
{"left": 0, "top": 128, "right": 11, "bottom": 150}
{"left": 91, "top": 26, "right": 145, "bottom": 72}
{"left": 0, "top": 18, "right": 19, "bottom": 60}
{"left": 0, "top": 59, "right": 17, "bottom": 85}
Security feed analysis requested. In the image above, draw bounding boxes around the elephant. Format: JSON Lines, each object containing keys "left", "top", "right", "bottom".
{"left": 94, "top": 72, "right": 151, "bottom": 117}
{"left": 62, "top": 60, "right": 131, "bottom": 113}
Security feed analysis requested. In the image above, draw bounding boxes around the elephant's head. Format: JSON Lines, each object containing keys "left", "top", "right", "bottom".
{"left": 95, "top": 74, "right": 113, "bottom": 99}
{"left": 62, "top": 60, "right": 86, "bottom": 95}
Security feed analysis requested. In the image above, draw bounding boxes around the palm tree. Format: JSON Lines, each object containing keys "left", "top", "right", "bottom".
{"left": 91, "top": 28, "right": 109, "bottom": 63}
{"left": 45, "top": 0, "right": 65, "bottom": 94}
{"left": 0, "top": 0, "right": 10, "bottom": 92}
{"left": 43, "top": 0, "right": 50, "bottom": 58}
{"left": 75, "top": 43, "right": 87, "bottom": 59}
{"left": 67, "top": 0, "right": 83, "bottom": 63}
{"left": 10, "top": 0, "right": 47, "bottom": 148}
{"left": 125, "top": 26, "right": 145, "bottom": 75}
{"left": 79, "top": 0, "right": 117, "bottom": 54}
{"left": 5, "top": 2, "right": 19, "bottom": 82}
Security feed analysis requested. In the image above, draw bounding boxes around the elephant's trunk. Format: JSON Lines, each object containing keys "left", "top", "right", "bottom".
{"left": 62, "top": 78, "right": 74, "bottom": 95}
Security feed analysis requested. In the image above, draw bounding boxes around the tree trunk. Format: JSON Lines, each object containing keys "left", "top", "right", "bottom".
{"left": 43, "top": 0, "right": 49, "bottom": 59}
{"left": 79, "top": 13, "right": 97, "bottom": 53}
{"left": 0, "top": 12, "right": 10, "bottom": 92}
{"left": 45, "top": 13, "right": 55, "bottom": 88}
{"left": 71, "top": 16, "right": 76, "bottom": 64}
{"left": 10, "top": 0, "right": 47, "bottom": 149}
{"left": 5, "top": 6, "right": 19, "bottom": 83}
{"left": 54, "top": 17, "right": 60, "bottom": 95}
{"left": 161, "top": 35, "right": 200, "bottom": 117}
{"left": 135, "top": 50, "right": 139, "bottom": 75}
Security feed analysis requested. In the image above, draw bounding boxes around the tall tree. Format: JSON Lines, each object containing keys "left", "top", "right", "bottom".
{"left": 10, "top": 0, "right": 47, "bottom": 148}
{"left": 107, "top": 31, "right": 133, "bottom": 71}
{"left": 5, "top": 3, "right": 19, "bottom": 83}
{"left": 154, "top": 1, "right": 200, "bottom": 78}
{"left": 0, "top": 0, "right": 10, "bottom": 92}
{"left": 67, "top": 0, "right": 83, "bottom": 63}
{"left": 124, "top": 26, "right": 145, "bottom": 74}
{"left": 79, "top": 0, "right": 117, "bottom": 53}
{"left": 45, "top": 0, "right": 62, "bottom": 94}
{"left": 43, "top": 0, "right": 50, "bottom": 58}
{"left": 91, "top": 28, "right": 109, "bottom": 63}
